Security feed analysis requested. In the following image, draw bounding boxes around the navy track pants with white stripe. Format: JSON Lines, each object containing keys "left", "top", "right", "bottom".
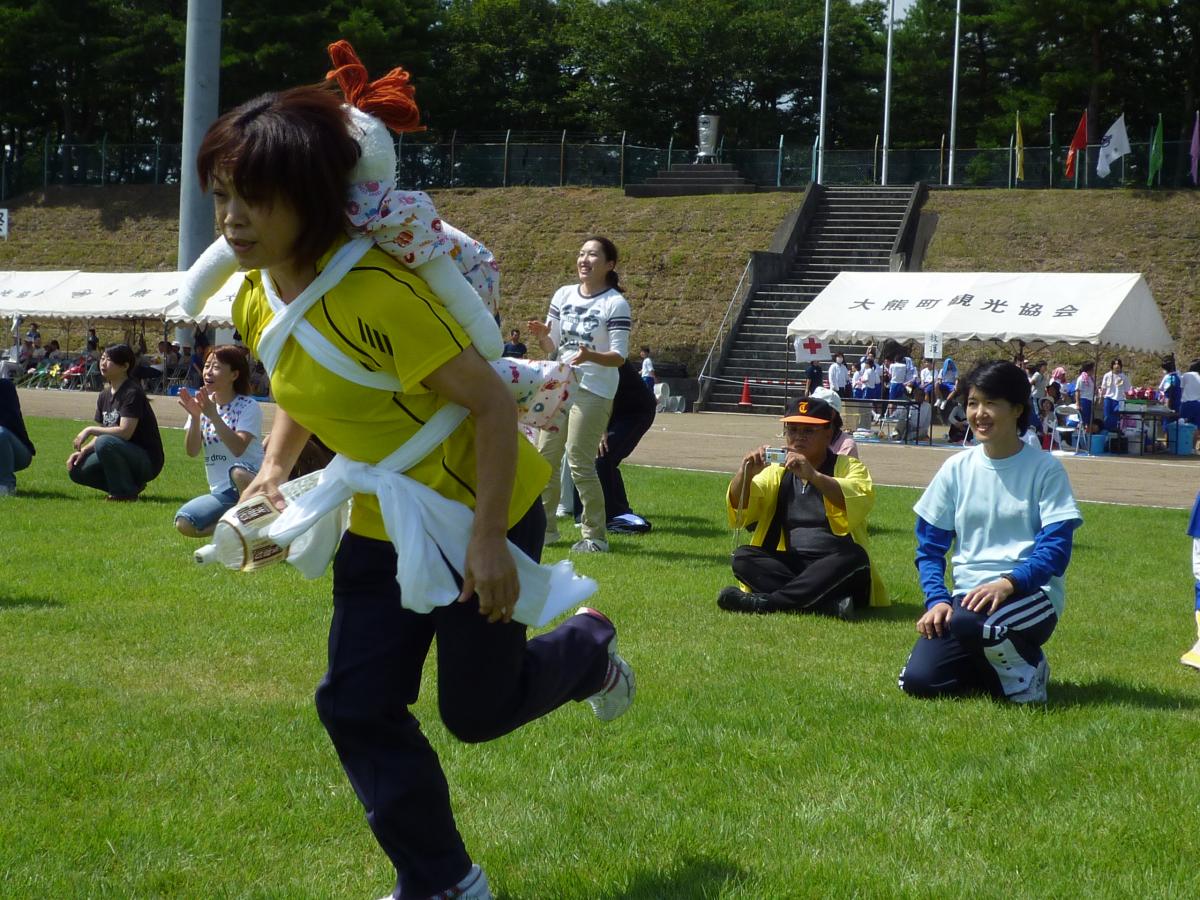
{"left": 898, "top": 591, "right": 1058, "bottom": 699}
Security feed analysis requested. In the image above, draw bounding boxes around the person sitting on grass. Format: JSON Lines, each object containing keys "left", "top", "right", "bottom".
{"left": 718, "top": 396, "right": 888, "bottom": 618}
{"left": 67, "top": 344, "right": 164, "bottom": 501}
{"left": 174, "top": 345, "right": 265, "bottom": 537}
{"left": 0, "top": 376, "right": 35, "bottom": 496}
{"left": 897, "top": 360, "right": 1082, "bottom": 704}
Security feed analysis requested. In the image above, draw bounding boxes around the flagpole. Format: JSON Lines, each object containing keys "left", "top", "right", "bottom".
{"left": 1048, "top": 113, "right": 1054, "bottom": 188}
{"left": 1159, "top": 113, "right": 1164, "bottom": 187}
{"left": 881, "top": 0, "right": 896, "bottom": 186}
{"left": 1193, "top": 110, "right": 1199, "bottom": 186}
{"left": 947, "top": 0, "right": 962, "bottom": 186}
{"left": 817, "top": 0, "right": 832, "bottom": 184}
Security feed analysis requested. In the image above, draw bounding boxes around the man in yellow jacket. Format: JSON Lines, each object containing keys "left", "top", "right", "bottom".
{"left": 720, "top": 396, "right": 888, "bottom": 618}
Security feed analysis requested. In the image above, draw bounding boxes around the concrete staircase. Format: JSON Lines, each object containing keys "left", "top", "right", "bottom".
{"left": 701, "top": 185, "right": 923, "bottom": 414}
{"left": 624, "top": 163, "right": 756, "bottom": 198}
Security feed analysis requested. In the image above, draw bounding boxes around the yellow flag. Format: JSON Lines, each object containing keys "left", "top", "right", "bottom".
{"left": 1015, "top": 111, "right": 1026, "bottom": 182}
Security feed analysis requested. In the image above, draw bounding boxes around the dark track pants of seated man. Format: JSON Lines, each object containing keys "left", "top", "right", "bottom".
{"left": 731, "top": 540, "right": 872, "bottom": 614}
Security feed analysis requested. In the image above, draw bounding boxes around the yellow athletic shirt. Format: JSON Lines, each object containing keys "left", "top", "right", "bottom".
{"left": 233, "top": 240, "right": 550, "bottom": 541}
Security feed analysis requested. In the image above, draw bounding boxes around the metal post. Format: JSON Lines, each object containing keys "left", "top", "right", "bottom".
{"left": 939, "top": 133, "right": 945, "bottom": 185}
{"left": 812, "top": 136, "right": 819, "bottom": 184}
{"left": 817, "top": 0, "right": 832, "bottom": 184}
{"left": 776, "top": 134, "right": 784, "bottom": 187}
{"left": 153, "top": 138, "right": 161, "bottom": 185}
{"left": 177, "top": 0, "right": 222, "bottom": 272}
{"left": 947, "top": 0, "right": 962, "bottom": 187}
{"left": 1048, "top": 113, "right": 1054, "bottom": 188}
{"left": 503, "top": 128, "right": 511, "bottom": 187}
{"left": 882, "top": 0, "right": 896, "bottom": 185}
{"left": 620, "top": 130, "right": 626, "bottom": 188}
{"left": 873, "top": 134, "right": 879, "bottom": 184}
{"left": 667, "top": 135, "right": 674, "bottom": 170}
{"left": 560, "top": 129, "right": 566, "bottom": 187}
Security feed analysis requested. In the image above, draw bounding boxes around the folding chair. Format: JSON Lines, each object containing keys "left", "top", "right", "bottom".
{"left": 164, "top": 363, "right": 190, "bottom": 395}
{"left": 59, "top": 357, "right": 89, "bottom": 390}
{"left": 17, "top": 359, "right": 52, "bottom": 388}
{"left": 1054, "top": 404, "right": 1087, "bottom": 453}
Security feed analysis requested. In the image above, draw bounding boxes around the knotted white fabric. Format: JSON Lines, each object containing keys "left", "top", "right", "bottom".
{"left": 254, "top": 241, "right": 597, "bottom": 625}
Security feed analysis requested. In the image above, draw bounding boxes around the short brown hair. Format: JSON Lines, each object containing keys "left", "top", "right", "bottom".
{"left": 196, "top": 84, "right": 361, "bottom": 265}
{"left": 206, "top": 345, "right": 252, "bottom": 396}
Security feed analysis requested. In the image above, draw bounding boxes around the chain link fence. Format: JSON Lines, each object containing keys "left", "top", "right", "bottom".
{"left": 3, "top": 134, "right": 1196, "bottom": 201}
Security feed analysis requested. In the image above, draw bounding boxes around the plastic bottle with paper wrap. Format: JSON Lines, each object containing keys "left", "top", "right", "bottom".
{"left": 194, "top": 470, "right": 348, "bottom": 578}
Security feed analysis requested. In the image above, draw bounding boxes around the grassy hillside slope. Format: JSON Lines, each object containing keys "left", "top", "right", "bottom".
{"left": 923, "top": 189, "right": 1200, "bottom": 378}
{"left": 1, "top": 185, "right": 1197, "bottom": 381}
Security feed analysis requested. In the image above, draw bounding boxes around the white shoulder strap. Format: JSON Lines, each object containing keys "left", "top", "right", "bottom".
{"left": 256, "top": 238, "right": 402, "bottom": 392}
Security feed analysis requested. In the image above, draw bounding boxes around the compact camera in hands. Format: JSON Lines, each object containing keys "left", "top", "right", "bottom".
{"left": 764, "top": 447, "right": 788, "bottom": 466}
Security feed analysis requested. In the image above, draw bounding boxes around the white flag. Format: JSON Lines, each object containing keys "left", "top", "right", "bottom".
{"left": 1096, "top": 114, "right": 1132, "bottom": 178}
{"left": 793, "top": 335, "right": 832, "bottom": 363}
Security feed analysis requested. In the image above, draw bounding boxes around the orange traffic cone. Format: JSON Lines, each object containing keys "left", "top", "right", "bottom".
{"left": 738, "top": 378, "right": 753, "bottom": 407}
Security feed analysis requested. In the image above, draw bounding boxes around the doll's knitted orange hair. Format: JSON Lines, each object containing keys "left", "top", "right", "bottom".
{"left": 326, "top": 39, "right": 425, "bottom": 134}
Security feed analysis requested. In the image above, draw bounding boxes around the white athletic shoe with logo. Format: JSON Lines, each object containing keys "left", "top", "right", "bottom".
{"left": 1009, "top": 656, "right": 1049, "bottom": 704}
{"left": 577, "top": 607, "right": 635, "bottom": 721}
{"left": 378, "top": 864, "right": 493, "bottom": 900}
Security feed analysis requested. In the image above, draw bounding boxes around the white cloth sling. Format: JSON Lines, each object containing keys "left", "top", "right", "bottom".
{"left": 255, "top": 239, "right": 595, "bottom": 626}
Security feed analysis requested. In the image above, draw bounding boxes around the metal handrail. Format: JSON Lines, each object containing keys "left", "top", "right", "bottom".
{"left": 697, "top": 258, "right": 752, "bottom": 390}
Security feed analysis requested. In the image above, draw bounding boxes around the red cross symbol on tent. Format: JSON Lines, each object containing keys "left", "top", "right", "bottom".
{"left": 802, "top": 336, "right": 823, "bottom": 354}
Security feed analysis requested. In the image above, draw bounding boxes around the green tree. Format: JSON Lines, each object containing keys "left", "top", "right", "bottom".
{"left": 218, "top": 0, "right": 439, "bottom": 112}
{"left": 424, "top": 0, "right": 574, "bottom": 132}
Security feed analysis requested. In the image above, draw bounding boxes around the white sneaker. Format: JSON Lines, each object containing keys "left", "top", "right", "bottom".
{"left": 571, "top": 538, "right": 608, "bottom": 553}
{"left": 439, "top": 864, "right": 493, "bottom": 899}
{"left": 1009, "top": 657, "right": 1049, "bottom": 704}
{"left": 377, "top": 864, "right": 494, "bottom": 900}
{"left": 577, "top": 607, "right": 635, "bottom": 721}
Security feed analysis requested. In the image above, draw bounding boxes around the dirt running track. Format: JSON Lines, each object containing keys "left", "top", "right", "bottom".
{"left": 19, "top": 389, "right": 1200, "bottom": 509}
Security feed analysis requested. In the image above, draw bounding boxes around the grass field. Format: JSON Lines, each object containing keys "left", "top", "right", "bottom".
{"left": 3, "top": 416, "right": 1199, "bottom": 897}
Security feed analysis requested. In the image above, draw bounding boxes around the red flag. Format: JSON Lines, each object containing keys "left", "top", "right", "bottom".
{"left": 1064, "top": 111, "right": 1087, "bottom": 178}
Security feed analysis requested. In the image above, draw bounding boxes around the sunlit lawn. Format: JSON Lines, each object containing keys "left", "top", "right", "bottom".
{"left": 2, "top": 416, "right": 1197, "bottom": 898}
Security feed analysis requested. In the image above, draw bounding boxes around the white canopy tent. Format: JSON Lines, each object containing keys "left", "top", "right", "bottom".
{"left": 0, "top": 269, "right": 243, "bottom": 327}
{"left": 786, "top": 272, "right": 1174, "bottom": 354}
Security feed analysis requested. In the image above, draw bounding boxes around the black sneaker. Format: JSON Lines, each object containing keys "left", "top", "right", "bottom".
{"left": 717, "top": 586, "right": 775, "bottom": 613}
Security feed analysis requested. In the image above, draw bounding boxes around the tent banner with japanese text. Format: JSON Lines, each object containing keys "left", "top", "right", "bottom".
{"left": 786, "top": 272, "right": 1173, "bottom": 353}
{"left": 0, "top": 269, "right": 241, "bottom": 326}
